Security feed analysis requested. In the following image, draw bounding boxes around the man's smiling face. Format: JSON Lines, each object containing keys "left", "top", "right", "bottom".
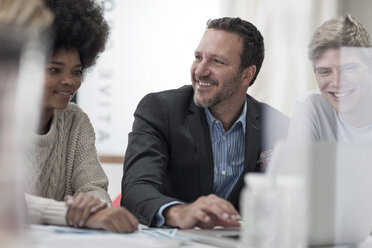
{"left": 191, "top": 29, "right": 244, "bottom": 108}
{"left": 314, "top": 47, "right": 372, "bottom": 114}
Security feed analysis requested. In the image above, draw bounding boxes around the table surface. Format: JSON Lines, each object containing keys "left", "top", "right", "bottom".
{"left": 24, "top": 224, "right": 372, "bottom": 248}
{"left": 26, "top": 224, "right": 217, "bottom": 248}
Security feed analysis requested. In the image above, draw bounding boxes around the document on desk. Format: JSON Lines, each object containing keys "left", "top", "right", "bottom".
{"left": 27, "top": 225, "right": 183, "bottom": 248}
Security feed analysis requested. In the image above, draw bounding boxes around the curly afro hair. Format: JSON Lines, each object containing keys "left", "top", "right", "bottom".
{"left": 43, "top": 0, "right": 109, "bottom": 70}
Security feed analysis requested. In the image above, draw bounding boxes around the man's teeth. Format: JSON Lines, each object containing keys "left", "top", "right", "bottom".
{"left": 334, "top": 91, "right": 350, "bottom": 97}
{"left": 198, "top": 81, "right": 212, "bottom": 86}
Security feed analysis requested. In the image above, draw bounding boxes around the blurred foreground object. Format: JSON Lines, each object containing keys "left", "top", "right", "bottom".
{"left": 240, "top": 173, "right": 306, "bottom": 248}
{"left": 267, "top": 142, "right": 372, "bottom": 246}
{"left": 0, "top": 0, "right": 53, "bottom": 247}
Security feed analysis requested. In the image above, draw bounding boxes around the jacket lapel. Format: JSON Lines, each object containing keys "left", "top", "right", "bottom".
{"left": 187, "top": 100, "right": 214, "bottom": 196}
{"left": 228, "top": 95, "right": 261, "bottom": 208}
{"left": 242, "top": 96, "right": 261, "bottom": 173}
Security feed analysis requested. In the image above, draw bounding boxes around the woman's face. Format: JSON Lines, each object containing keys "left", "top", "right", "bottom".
{"left": 43, "top": 47, "right": 82, "bottom": 111}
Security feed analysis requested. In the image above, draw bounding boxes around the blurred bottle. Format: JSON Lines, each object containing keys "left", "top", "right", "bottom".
{"left": 239, "top": 173, "right": 307, "bottom": 248}
{"left": 239, "top": 174, "right": 278, "bottom": 248}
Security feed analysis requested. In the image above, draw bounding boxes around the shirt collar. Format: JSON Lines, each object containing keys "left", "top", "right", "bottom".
{"left": 204, "top": 98, "right": 247, "bottom": 135}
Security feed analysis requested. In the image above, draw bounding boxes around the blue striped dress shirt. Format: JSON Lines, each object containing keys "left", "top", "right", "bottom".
{"left": 155, "top": 100, "right": 247, "bottom": 227}
{"left": 204, "top": 99, "right": 246, "bottom": 199}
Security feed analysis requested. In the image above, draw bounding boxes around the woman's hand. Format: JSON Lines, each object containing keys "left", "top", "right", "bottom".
{"left": 85, "top": 207, "right": 139, "bottom": 233}
{"left": 65, "top": 193, "right": 107, "bottom": 227}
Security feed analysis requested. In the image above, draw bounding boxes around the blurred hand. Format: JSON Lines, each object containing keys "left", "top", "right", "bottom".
{"left": 85, "top": 207, "right": 139, "bottom": 233}
{"left": 65, "top": 193, "right": 107, "bottom": 227}
{"left": 164, "top": 194, "right": 241, "bottom": 229}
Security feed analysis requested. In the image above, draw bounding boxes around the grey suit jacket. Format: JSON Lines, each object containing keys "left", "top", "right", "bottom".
{"left": 121, "top": 85, "right": 289, "bottom": 226}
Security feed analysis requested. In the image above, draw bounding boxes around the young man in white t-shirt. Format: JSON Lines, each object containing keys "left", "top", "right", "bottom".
{"left": 288, "top": 14, "right": 372, "bottom": 142}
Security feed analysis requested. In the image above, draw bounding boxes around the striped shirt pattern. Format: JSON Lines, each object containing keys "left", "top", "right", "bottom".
{"left": 204, "top": 99, "right": 246, "bottom": 199}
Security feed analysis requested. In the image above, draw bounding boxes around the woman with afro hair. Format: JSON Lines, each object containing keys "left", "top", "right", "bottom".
{"left": 25, "top": 0, "right": 138, "bottom": 233}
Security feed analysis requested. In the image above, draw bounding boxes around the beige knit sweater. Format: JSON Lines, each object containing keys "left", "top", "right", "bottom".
{"left": 25, "top": 103, "right": 111, "bottom": 226}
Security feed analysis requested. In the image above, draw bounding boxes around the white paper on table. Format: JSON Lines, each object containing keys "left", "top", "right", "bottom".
{"left": 26, "top": 225, "right": 183, "bottom": 248}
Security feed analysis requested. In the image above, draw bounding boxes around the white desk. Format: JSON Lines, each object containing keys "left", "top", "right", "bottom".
{"left": 26, "top": 224, "right": 217, "bottom": 248}
{"left": 25, "top": 224, "right": 372, "bottom": 248}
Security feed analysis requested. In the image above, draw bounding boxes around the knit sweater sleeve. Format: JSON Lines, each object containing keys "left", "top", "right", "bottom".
{"left": 67, "top": 105, "right": 111, "bottom": 204}
{"left": 25, "top": 193, "right": 67, "bottom": 226}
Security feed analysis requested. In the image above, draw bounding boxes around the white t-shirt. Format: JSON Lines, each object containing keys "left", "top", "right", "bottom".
{"left": 287, "top": 91, "right": 372, "bottom": 143}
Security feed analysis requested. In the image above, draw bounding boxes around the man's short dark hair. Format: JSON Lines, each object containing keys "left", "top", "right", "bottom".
{"left": 207, "top": 17, "right": 264, "bottom": 86}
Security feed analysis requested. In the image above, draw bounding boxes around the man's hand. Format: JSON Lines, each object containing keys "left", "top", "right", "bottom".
{"left": 65, "top": 193, "right": 107, "bottom": 227}
{"left": 85, "top": 207, "right": 139, "bottom": 233}
{"left": 164, "top": 194, "right": 241, "bottom": 229}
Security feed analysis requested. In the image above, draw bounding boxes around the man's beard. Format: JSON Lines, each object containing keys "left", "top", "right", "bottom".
{"left": 193, "top": 72, "right": 242, "bottom": 108}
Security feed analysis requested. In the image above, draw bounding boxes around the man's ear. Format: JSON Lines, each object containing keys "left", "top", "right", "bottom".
{"left": 241, "top": 65, "right": 256, "bottom": 87}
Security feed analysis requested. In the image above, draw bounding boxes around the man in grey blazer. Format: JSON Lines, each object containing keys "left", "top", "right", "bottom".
{"left": 121, "top": 17, "right": 288, "bottom": 229}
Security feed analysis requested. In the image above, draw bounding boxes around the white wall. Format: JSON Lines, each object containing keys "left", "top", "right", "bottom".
{"left": 341, "top": 0, "right": 372, "bottom": 35}
{"left": 101, "top": 163, "right": 122, "bottom": 200}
